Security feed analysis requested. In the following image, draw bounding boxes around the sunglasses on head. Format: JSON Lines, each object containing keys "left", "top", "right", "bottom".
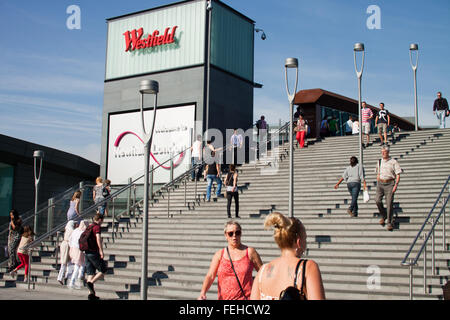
{"left": 227, "top": 230, "right": 241, "bottom": 237}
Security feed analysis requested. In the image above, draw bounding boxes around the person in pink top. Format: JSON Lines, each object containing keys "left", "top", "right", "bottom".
{"left": 361, "top": 101, "right": 374, "bottom": 147}
{"left": 198, "top": 221, "right": 263, "bottom": 300}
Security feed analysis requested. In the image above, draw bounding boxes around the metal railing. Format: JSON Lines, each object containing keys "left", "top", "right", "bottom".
{"left": 0, "top": 181, "right": 94, "bottom": 266}
{"left": 401, "top": 175, "right": 450, "bottom": 299}
{"left": 5, "top": 125, "right": 293, "bottom": 289}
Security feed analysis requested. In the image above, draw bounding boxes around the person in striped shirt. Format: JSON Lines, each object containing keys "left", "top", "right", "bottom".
{"left": 361, "top": 101, "right": 374, "bottom": 147}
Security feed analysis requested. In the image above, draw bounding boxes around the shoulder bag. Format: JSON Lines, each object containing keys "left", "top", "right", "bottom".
{"left": 279, "top": 259, "right": 308, "bottom": 300}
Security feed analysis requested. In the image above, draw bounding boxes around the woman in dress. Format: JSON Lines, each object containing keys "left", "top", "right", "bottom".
{"left": 67, "top": 191, "right": 81, "bottom": 222}
{"left": 92, "top": 177, "right": 105, "bottom": 215}
{"left": 198, "top": 221, "right": 263, "bottom": 300}
{"left": 7, "top": 209, "right": 23, "bottom": 273}
{"left": 57, "top": 220, "right": 76, "bottom": 285}
{"left": 68, "top": 220, "right": 87, "bottom": 289}
{"left": 250, "top": 212, "right": 325, "bottom": 300}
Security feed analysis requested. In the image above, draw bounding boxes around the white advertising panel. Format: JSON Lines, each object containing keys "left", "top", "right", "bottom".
{"left": 107, "top": 105, "right": 195, "bottom": 185}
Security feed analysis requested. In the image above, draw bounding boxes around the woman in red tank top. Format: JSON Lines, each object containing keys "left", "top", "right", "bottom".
{"left": 198, "top": 221, "right": 263, "bottom": 300}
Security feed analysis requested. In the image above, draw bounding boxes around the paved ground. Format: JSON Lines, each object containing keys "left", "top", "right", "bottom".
{"left": 0, "top": 287, "right": 85, "bottom": 300}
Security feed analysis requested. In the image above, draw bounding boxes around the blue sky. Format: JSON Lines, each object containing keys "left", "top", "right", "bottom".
{"left": 0, "top": 0, "right": 449, "bottom": 164}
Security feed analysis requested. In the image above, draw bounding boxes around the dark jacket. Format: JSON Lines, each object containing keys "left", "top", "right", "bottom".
{"left": 433, "top": 98, "right": 449, "bottom": 111}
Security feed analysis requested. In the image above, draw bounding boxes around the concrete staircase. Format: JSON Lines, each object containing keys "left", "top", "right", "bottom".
{"left": 1, "top": 129, "right": 449, "bottom": 300}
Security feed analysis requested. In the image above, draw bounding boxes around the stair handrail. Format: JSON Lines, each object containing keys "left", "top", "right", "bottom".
{"left": 13, "top": 124, "right": 292, "bottom": 267}
{"left": 0, "top": 181, "right": 94, "bottom": 237}
{"left": 401, "top": 174, "right": 450, "bottom": 299}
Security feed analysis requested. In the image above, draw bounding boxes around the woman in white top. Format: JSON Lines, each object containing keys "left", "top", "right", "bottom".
{"left": 250, "top": 212, "right": 325, "bottom": 300}
{"left": 68, "top": 220, "right": 87, "bottom": 289}
{"left": 352, "top": 120, "right": 360, "bottom": 135}
{"left": 57, "top": 220, "right": 76, "bottom": 285}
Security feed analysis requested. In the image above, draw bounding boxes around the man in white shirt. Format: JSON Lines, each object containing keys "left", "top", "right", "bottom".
{"left": 345, "top": 116, "right": 354, "bottom": 136}
{"left": 375, "top": 146, "right": 402, "bottom": 231}
{"left": 190, "top": 135, "right": 203, "bottom": 181}
{"left": 230, "top": 129, "right": 243, "bottom": 165}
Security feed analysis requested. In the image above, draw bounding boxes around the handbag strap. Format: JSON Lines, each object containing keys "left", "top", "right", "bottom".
{"left": 294, "top": 259, "right": 307, "bottom": 295}
{"left": 226, "top": 247, "right": 248, "bottom": 300}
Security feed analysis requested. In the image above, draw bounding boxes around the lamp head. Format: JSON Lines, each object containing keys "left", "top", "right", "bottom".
{"left": 140, "top": 80, "right": 159, "bottom": 94}
{"left": 255, "top": 28, "right": 266, "bottom": 40}
{"left": 354, "top": 43, "right": 365, "bottom": 52}
{"left": 409, "top": 43, "right": 418, "bottom": 51}
{"left": 285, "top": 57, "right": 298, "bottom": 69}
{"left": 33, "top": 150, "right": 44, "bottom": 159}
{"left": 206, "top": 0, "right": 212, "bottom": 11}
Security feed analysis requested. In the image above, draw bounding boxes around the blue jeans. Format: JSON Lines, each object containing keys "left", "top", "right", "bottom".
{"left": 191, "top": 157, "right": 202, "bottom": 180}
{"left": 436, "top": 110, "right": 447, "bottom": 129}
{"left": 206, "top": 174, "right": 222, "bottom": 200}
{"left": 347, "top": 182, "right": 361, "bottom": 214}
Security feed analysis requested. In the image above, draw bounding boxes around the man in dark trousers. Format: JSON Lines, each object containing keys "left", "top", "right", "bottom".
{"left": 433, "top": 91, "right": 449, "bottom": 129}
{"left": 85, "top": 213, "right": 107, "bottom": 300}
{"left": 375, "top": 146, "right": 402, "bottom": 232}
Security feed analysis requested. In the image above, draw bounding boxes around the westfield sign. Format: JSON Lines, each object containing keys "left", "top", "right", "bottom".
{"left": 123, "top": 26, "right": 178, "bottom": 52}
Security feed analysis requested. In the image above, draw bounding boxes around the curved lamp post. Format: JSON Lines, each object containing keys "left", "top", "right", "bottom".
{"left": 409, "top": 43, "right": 419, "bottom": 131}
{"left": 255, "top": 28, "right": 266, "bottom": 40}
{"left": 353, "top": 43, "right": 365, "bottom": 171}
{"left": 285, "top": 58, "right": 298, "bottom": 218}
{"left": 33, "top": 150, "right": 44, "bottom": 235}
{"left": 139, "top": 79, "right": 159, "bottom": 300}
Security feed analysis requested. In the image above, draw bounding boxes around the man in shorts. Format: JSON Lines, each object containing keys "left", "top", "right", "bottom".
{"left": 85, "top": 213, "right": 107, "bottom": 300}
{"left": 375, "top": 102, "right": 390, "bottom": 146}
{"left": 361, "top": 101, "right": 373, "bottom": 147}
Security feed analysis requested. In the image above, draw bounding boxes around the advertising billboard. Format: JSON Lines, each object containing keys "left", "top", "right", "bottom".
{"left": 105, "top": 1, "right": 206, "bottom": 80}
{"left": 107, "top": 105, "right": 196, "bottom": 184}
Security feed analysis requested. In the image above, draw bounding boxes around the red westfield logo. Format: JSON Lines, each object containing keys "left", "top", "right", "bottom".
{"left": 123, "top": 26, "right": 178, "bottom": 52}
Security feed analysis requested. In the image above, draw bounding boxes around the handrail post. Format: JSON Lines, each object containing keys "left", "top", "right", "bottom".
{"left": 127, "top": 178, "right": 132, "bottom": 216}
{"left": 423, "top": 235, "right": 427, "bottom": 294}
{"left": 28, "top": 248, "right": 32, "bottom": 290}
{"left": 111, "top": 196, "right": 115, "bottom": 242}
{"left": 431, "top": 218, "right": 436, "bottom": 276}
{"left": 184, "top": 178, "right": 187, "bottom": 207}
{"left": 79, "top": 181, "right": 85, "bottom": 213}
{"left": 150, "top": 165, "right": 154, "bottom": 201}
{"left": 133, "top": 185, "right": 136, "bottom": 217}
{"left": 195, "top": 173, "right": 198, "bottom": 204}
{"left": 409, "top": 259, "right": 414, "bottom": 300}
{"left": 47, "top": 197, "right": 54, "bottom": 233}
{"left": 443, "top": 197, "right": 447, "bottom": 251}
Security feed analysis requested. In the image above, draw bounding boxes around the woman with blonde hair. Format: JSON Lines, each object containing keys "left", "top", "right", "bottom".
{"left": 198, "top": 221, "right": 263, "bottom": 300}
{"left": 67, "top": 191, "right": 81, "bottom": 221}
{"left": 68, "top": 220, "right": 87, "bottom": 289}
{"left": 57, "top": 220, "right": 76, "bottom": 285}
{"left": 250, "top": 212, "right": 325, "bottom": 300}
{"left": 93, "top": 177, "right": 105, "bottom": 215}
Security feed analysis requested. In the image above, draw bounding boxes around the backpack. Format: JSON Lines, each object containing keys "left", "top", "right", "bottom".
{"left": 102, "top": 185, "right": 110, "bottom": 198}
{"left": 279, "top": 259, "right": 307, "bottom": 300}
{"left": 79, "top": 224, "right": 94, "bottom": 252}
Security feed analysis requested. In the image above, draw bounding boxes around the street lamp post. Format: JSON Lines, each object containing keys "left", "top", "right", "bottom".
{"left": 353, "top": 43, "right": 365, "bottom": 170}
{"left": 139, "top": 79, "right": 159, "bottom": 300}
{"left": 285, "top": 58, "right": 298, "bottom": 218}
{"left": 409, "top": 43, "right": 419, "bottom": 131}
{"left": 33, "top": 150, "right": 44, "bottom": 235}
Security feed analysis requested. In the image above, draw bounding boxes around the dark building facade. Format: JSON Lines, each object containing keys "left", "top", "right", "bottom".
{"left": 0, "top": 134, "right": 99, "bottom": 224}
{"left": 294, "top": 88, "right": 416, "bottom": 138}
